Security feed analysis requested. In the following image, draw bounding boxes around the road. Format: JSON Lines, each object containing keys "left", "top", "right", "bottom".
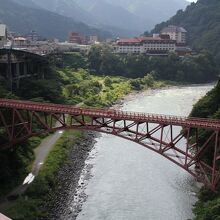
{"left": 31, "top": 129, "right": 64, "bottom": 176}
{"left": 0, "top": 101, "right": 85, "bottom": 209}
{"left": 0, "top": 122, "right": 64, "bottom": 209}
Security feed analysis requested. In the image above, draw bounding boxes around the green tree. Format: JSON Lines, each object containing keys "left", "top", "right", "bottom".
{"left": 104, "top": 76, "right": 112, "bottom": 87}
{"left": 63, "top": 52, "right": 87, "bottom": 70}
{"left": 88, "top": 45, "right": 102, "bottom": 73}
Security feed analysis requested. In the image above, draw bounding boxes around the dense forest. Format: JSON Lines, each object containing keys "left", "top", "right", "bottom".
{"left": 190, "top": 82, "right": 220, "bottom": 219}
{"left": 86, "top": 45, "right": 218, "bottom": 83}
{"left": 151, "top": 0, "right": 220, "bottom": 61}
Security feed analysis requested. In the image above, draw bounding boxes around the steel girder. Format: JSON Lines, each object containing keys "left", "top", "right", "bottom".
{"left": 0, "top": 99, "right": 220, "bottom": 191}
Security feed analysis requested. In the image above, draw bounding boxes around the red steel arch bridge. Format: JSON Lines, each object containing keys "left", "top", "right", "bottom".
{"left": 0, "top": 99, "right": 220, "bottom": 191}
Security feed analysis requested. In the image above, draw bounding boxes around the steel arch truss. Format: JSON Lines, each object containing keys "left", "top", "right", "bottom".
{"left": 0, "top": 102, "right": 220, "bottom": 191}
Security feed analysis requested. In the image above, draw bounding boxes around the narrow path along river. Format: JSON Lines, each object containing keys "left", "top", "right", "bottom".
{"left": 75, "top": 84, "right": 214, "bottom": 220}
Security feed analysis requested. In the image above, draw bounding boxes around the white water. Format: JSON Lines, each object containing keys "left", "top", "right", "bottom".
{"left": 76, "top": 85, "right": 214, "bottom": 220}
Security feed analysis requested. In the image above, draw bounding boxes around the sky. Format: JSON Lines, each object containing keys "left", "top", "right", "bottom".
{"left": 187, "top": 0, "right": 197, "bottom": 2}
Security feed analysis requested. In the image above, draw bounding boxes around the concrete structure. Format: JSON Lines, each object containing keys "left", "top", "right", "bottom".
{"left": 0, "top": 49, "right": 48, "bottom": 89}
{"left": 56, "top": 42, "right": 91, "bottom": 53}
{"left": 26, "top": 30, "right": 40, "bottom": 42}
{"left": 175, "top": 43, "right": 192, "bottom": 56}
{"left": 114, "top": 36, "right": 176, "bottom": 55}
{"left": 161, "top": 25, "right": 187, "bottom": 44}
{"left": 13, "top": 37, "right": 28, "bottom": 47}
{"left": 0, "top": 24, "right": 7, "bottom": 48}
{"left": 68, "top": 32, "right": 86, "bottom": 44}
{"left": 68, "top": 32, "right": 99, "bottom": 45}
{"left": 87, "top": 35, "right": 98, "bottom": 44}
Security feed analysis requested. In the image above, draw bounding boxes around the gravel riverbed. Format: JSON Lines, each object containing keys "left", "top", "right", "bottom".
{"left": 45, "top": 131, "right": 98, "bottom": 220}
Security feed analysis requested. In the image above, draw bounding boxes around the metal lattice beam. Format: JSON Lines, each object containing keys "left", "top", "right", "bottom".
{"left": 0, "top": 98, "right": 220, "bottom": 191}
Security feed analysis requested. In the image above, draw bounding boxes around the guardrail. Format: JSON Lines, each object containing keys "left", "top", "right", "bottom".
{"left": 1, "top": 99, "right": 220, "bottom": 130}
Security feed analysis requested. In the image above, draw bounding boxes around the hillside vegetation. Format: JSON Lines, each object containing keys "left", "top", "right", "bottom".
{"left": 190, "top": 82, "right": 220, "bottom": 219}
{"left": 87, "top": 45, "right": 219, "bottom": 83}
{"left": 151, "top": 0, "right": 220, "bottom": 60}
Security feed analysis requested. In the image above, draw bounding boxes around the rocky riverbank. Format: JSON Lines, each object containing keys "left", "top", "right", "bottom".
{"left": 45, "top": 131, "right": 98, "bottom": 220}
{"left": 46, "top": 88, "right": 170, "bottom": 220}
{"left": 74, "top": 85, "right": 214, "bottom": 220}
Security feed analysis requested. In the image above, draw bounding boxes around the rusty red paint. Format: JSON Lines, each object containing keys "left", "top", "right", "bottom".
{"left": 0, "top": 98, "right": 220, "bottom": 191}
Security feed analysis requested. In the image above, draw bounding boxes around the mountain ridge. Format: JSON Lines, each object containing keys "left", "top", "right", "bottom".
{"left": 12, "top": 0, "right": 189, "bottom": 37}
{"left": 0, "top": 0, "right": 111, "bottom": 40}
{"left": 151, "top": 0, "right": 220, "bottom": 59}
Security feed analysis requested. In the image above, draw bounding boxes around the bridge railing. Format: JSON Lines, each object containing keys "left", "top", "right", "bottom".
{"left": 0, "top": 99, "right": 220, "bottom": 129}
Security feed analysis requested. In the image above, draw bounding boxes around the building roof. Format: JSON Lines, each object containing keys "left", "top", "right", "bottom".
{"left": 117, "top": 38, "right": 141, "bottom": 43}
{"left": 161, "top": 25, "right": 187, "bottom": 33}
{"left": 117, "top": 37, "right": 166, "bottom": 44}
{"left": 175, "top": 47, "right": 192, "bottom": 52}
{"left": 0, "top": 24, "right": 7, "bottom": 37}
{"left": 117, "top": 36, "right": 175, "bottom": 45}
{"left": 140, "top": 36, "right": 168, "bottom": 41}
{"left": 14, "top": 37, "right": 27, "bottom": 41}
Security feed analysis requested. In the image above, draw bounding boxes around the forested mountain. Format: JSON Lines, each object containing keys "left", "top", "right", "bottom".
{"left": 12, "top": 0, "right": 189, "bottom": 37}
{"left": 0, "top": 0, "right": 110, "bottom": 40}
{"left": 151, "top": 0, "right": 220, "bottom": 60}
{"left": 104, "top": 0, "right": 188, "bottom": 29}
{"left": 12, "top": 0, "right": 98, "bottom": 25}
{"left": 75, "top": 0, "right": 143, "bottom": 34}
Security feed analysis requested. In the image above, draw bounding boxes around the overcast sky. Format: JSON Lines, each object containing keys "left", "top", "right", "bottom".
{"left": 187, "top": 0, "right": 197, "bottom": 2}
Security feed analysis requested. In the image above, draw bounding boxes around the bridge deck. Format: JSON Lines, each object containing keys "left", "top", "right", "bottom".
{"left": 0, "top": 99, "right": 220, "bottom": 130}
{"left": 1, "top": 98, "right": 220, "bottom": 190}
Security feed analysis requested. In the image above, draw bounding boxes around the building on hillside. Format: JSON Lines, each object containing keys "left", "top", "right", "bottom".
{"left": 175, "top": 43, "right": 192, "bottom": 56}
{"left": 26, "top": 30, "right": 41, "bottom": 42}
{"left": 161, "top": 25, "right": 187, "bottom": 44}
{"left": 57, "top": 42, "right": 91, "bottom": 53}
{"left": 0, "top": 24, "right": 7, "bottom": 48}
{"left": 68, "top": 32, "right": 86, "bottom": 44}
{"left": 106, "top": 38, "right": 115, "bottom": 43}
{"left": 13, "top": 37, "right": 28, "bottom": 47}
{"left": 87, "top": 35, "right": 99, "bottom": 45}
{"left": 114, "top": 35, "right": 176, "bottom": 55}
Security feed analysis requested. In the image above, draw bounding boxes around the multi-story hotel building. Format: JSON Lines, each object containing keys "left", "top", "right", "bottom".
{"left": 161, "top": 25, "right": 187, "bottom": 44}
{"left": 114, "top": 35, "right": 176, "bottom": 55}
{"left": 114, "top": 26, "right": 190, "bottom": 56}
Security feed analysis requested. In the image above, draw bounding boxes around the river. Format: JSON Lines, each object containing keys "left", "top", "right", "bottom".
{"left": 74, "top": 85, "right": 213, "bottom": 220}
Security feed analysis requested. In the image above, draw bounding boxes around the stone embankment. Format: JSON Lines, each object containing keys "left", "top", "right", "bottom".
{"left": 46, "top": 131, "right": 97, "bottom": 220}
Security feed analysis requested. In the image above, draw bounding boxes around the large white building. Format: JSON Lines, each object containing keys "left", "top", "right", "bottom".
{"left": 161, "top": 25, "right": 187, "bottom": 44}
{"left": 114, "top": 35, "right": 176, "bottom": 55}
{"left": 114, "top": 25, "right": 190, "bottom": 56}
{"left": 0, "top": 24, "right": 7, "bottom": 48}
